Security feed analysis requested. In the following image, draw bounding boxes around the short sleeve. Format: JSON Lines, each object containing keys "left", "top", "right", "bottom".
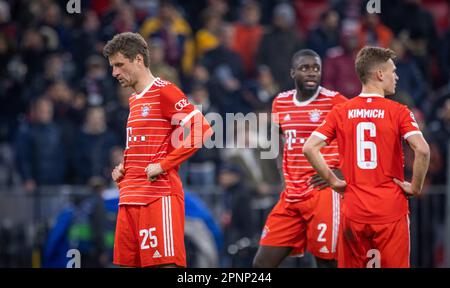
{"left": 271, "top": 97, "right": 280, "bottom": 125}
{"left": 399, "top": 106, "right": 422, "bottom": 139}
{"left": 312, "top": 107, "right": 339, "bottom": 144}
{"left": 160, "top": 83, "right": 198, "bottom": 126}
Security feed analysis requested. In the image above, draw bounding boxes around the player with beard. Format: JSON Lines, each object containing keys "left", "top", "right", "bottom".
{"left": 253, "top": 49, "right": 347, "bottom": 268}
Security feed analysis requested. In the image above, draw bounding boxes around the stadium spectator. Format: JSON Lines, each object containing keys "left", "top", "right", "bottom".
{"left": 140, "top": 0, "right": 195, "bottom": 76}
{"left": 191, "top": 62, "right": 211, "bottom": 86}
{"left": 390, "top": 38, "right": 427, "bottom": 107}
{"left": 74, "top": 106, "right": 118, "bottom": 184}
{"left": 187, "top": 83, "right": 221, "bottom": 186}
{"left": 45, "top": 80, "right": 83, "bottom": 133}
{"left": 106, "top": 86, "right": 130, "bottom": 147}
{"left": 80, "top": 54, "right": 117, "bottom": 107}
{"left": 201, "top": 23, "right": 246, "bottom": 114}
{"left": 256, "top": 2, "right": 304, "bottom": 90}
{"left": 358, "top": 12, "right": 393, "bottom": 49}
{"left": 15, "top": 97, "right": 66, "bottom": 191}
{"left": 148, "top": 38, "right": 181, "bottom": 87}
{"left": 112, "top": 4, "right": 138, "bottom": 34}
{"left": 0, "top": 31, "right": 23, "bottom": 142}
{"left": 195, "top": 8, "right": 222, "bottom": 59}
{"left": 70, "top": 9, "right": 102, "bottom": 78}
{"left": 218, "top": 162, "right": 255, "bottom": 267}
{"left": 389, "top": 0, "right": 439, "bottom": 86}
{"left": 322, "top": 22, "right": 361, "bottom": 98}
{"left": 241, "top": 65, "right": 280, "bottom": 112}
{"left": 306, "top": 9, "right": 340, "bottom": 59}
{"left": 20, "top": 28, "right": 47, "bottom": 98}
{"left": 231, "top": 0, "right": 264, "bottom": 77}
{"left": 222, "top": 122, "right": 279, "bottom": 195}
{"left": 440, "top": 26, "right": 450, "bottom": 86}
{"left": 429, "top": 96, "right": 450, "bottom": 184}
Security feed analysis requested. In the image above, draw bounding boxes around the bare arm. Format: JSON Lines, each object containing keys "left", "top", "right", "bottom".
{"left": 303, "top": 134, "right": 347, "bottom": 193}
{"left": 394, "top": 134, "right": 430, "bottom": 196}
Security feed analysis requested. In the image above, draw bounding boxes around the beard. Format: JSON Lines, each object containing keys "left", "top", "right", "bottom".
{"left": 296, "top": 79, "right": 319, "bottom": 98}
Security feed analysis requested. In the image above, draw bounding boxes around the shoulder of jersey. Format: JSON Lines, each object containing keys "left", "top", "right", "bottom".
{"left": 384, "top": 97, "right": 407, "bottom": 111}
{"left": 319, "top": 87, "right": 339, "bottom": 97}
{"left": 275, "top": 89, "right": 295, "bottom": 100}
{"left": 153, "top": 78, "right": 172, "bottom": 88}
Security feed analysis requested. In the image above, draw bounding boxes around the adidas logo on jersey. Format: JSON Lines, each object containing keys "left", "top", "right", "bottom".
{"left": 153, "top": 250, "right": 162, "bottom": 258}
{"left": 319, "top": 246, "right": 329, "bottom": 253}
{"left": 284, "top": 114, "right": 291, "bottom": 121}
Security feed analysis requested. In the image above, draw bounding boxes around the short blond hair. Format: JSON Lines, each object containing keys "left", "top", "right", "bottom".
{"left": 355, "top": 46, "right": 396, "bottom": 84}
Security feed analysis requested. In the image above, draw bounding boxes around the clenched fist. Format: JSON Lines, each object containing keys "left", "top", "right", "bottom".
{"left": 112, "top": 163, "right": 125, "bottom": 182}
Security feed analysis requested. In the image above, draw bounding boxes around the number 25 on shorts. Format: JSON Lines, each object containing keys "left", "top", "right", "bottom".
{"left": 140, "top": 228, "right": 158, "bottom": 250}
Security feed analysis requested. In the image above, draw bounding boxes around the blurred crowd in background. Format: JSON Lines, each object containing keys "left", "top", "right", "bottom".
{"left": 0, "top": 0, "right": 449, "bottom": 267}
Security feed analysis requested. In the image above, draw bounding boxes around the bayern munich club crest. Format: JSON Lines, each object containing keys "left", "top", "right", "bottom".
{"left": 308, "top": 109, "right": 322, "bottom": 122}
{"left": 141, "top": 105, "right": 151, "bottom": 117}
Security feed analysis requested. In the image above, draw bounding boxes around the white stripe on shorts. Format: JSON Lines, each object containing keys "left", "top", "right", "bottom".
{"left": 162, "top": 196, "right": 167, "bottom": 257}
{"left": 163, "top": 196, "right": 174, "bottom": 257}
{"left": 332, "top": 191, "right": 340, "bottom": 253}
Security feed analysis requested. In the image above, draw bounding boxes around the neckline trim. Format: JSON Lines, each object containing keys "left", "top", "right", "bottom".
{"left": 358, "top": 93, "right": 384, "bottom": 98}
{"left": 293, "top": 87, "right": 321, "bottom": 107}
{"left": 134, "top": 77, "right": 159, "bottom": 99}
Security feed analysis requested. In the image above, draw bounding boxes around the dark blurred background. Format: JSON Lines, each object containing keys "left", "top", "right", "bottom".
{"left": 0, "top": 0, "right": 449, "bottom": 267}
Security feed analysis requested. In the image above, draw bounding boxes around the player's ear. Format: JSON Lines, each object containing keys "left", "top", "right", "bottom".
{"left": 290, "top": 68, "right": 295, "bottom": 79}
{"left": 375, "top": 69, "right": 383, "bottom": 82}
{"left": 135, "top": 54, "right": 143, "bottom": 65}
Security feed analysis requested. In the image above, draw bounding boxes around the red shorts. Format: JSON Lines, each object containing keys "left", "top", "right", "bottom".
{"left": 259, "top": 188, "right": 341, "bottom": 260}
{"left": 113, "top": 195, "right": 186, "bottom": 267}
{"left": 338, "top": 214, "right": 410, "bottom": 268}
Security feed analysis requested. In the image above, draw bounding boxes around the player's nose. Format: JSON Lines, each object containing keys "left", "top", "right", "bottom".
{"left": 112, "top": 67, "right": 119, "bottom": 78}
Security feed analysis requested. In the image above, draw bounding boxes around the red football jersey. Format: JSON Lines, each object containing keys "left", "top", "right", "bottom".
{"left": 118, "top": 78, "right": 199, "bottom": 205}
{"left": 272, "top": 87, "right": 347, "bottom": 202}
{"left": 313, "top": 94, "right": 422, "bottom": 224}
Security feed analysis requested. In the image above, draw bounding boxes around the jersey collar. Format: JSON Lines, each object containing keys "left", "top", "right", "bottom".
{"left": 135, "top": 77, "right": 159, "bottom": 99}
{"left": 293, "top": 86, "right": 321, "bottom": 107}
{"left": 358, "top": 93, "right": 384, "bottom": 98}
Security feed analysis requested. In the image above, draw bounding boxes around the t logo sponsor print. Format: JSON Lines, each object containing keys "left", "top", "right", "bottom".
{"left": 285, "top": 129, "right": 296, "bottom": 150}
